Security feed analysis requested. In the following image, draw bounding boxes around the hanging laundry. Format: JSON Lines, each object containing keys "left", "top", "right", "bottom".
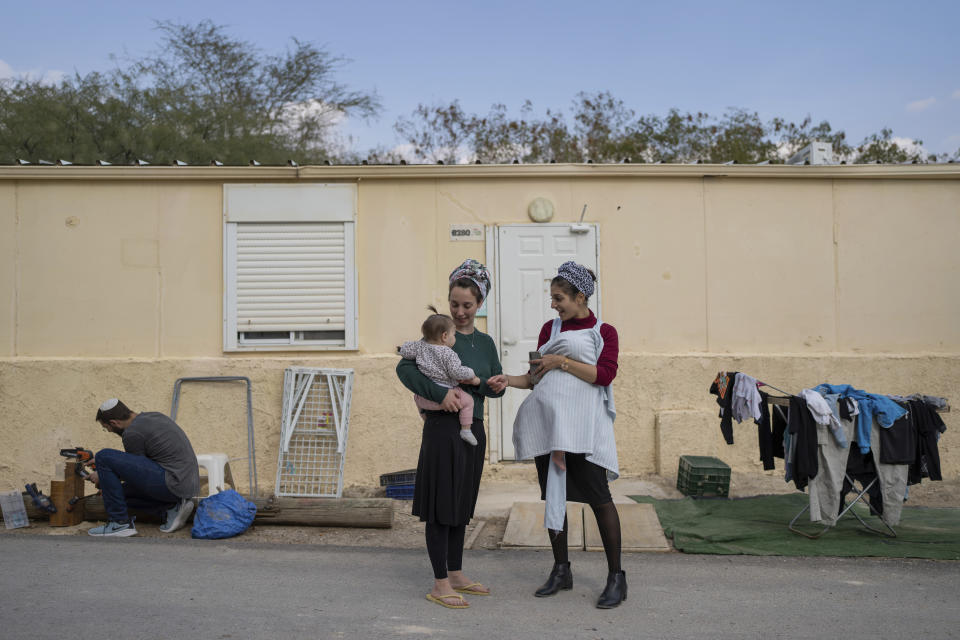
{"left": 838, "top": 397, "right": 859, "bottom": 421}
{"left": 878, "top": 402, "right": 917, "bottom": 465}
{"left": 771, "top": 403, "right": 787, "bottom": 459}
{"left": 799, "top": 389, "right": 846, "bottom": 447}
{"left": 732, "top": 372, "right": 763, "bottom": 423}
{"left": 807, "top": 408, "right": 856, "bottom": 525}
{"left": 817, "top": 393, "right": 851, "bottom": 449}
{"left": 709, "top": 371, "right": 737, "bottom": 444}
{"left": 909, "top": 394, "right": 950, "bottom": 411}
{"left": 755, "top": 392, "right": 775, "bottom": 471}
{"left": 812, "top": 384, "right": 907, "bottom": 454}
{"left": 843, "top": 419, "right": 910, "bottom": 526}
{"left": 787, "top": 396, "right": 819, "bottom": 491}
{"left": 908, "top": 399, "right": 947, "bottom": 483}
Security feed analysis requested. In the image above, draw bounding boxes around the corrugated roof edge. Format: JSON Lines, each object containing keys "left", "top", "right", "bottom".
{"left": 0, "top": 163, "right": 958, "bottom": 181}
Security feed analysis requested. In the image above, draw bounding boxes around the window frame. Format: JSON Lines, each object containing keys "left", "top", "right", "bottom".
{"left": 222, "top": 184, "right": 358, "bottom": 352}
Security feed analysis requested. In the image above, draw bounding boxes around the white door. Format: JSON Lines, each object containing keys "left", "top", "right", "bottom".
{"left": 494, "top": 224, "right": 599, "bottom": 460}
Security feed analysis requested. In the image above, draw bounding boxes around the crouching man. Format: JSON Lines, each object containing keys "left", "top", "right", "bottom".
{"left": 87, "top": 398, "right": 200, "bottom": 537}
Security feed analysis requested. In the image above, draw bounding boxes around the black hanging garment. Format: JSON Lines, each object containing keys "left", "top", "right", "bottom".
{"left": 709, "top": 371, "right": 737, "bottom": 445}
{"left": 879, "top": 401, "right": 916, "bottom": 465}
{"left": 756, "top": 392, "right": 775, "bottom": 471}
{"left": 909, "top": 400, "right": 946, "bottom": 483}
{"left": 788, "top": 396, "right": 819, "bottom": 491}
{"left": 771, "top": 402, "right": 787, "bottom": 459}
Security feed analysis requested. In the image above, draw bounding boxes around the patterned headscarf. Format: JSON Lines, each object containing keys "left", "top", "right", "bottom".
{"left": 557, "top": 261, "right": 595, "bottom": 298}
{"left": 449, "top": 259, "right": 491, "bottom": 302}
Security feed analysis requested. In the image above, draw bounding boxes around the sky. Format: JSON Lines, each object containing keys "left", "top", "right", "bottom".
{"left": 3, "top": 0, "right": 959, "bottom": 157}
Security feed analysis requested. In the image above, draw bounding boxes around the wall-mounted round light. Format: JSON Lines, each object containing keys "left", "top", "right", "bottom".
{"left": 527, "top": 197, "right": 554, "bottom": 223}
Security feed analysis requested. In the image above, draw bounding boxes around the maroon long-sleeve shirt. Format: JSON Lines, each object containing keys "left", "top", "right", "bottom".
{"left": 536, "top": 310, "right": 619, "bottom": 386}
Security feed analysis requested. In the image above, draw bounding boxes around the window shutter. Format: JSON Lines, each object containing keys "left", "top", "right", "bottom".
{"left": 235, "top": 223, "right": 346, "bottom": 332}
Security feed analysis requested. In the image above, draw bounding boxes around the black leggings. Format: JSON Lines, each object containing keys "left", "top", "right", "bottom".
{"left": 549, "top": 500, "right": 622, "bottom": 573}
{"left": 424, "top": 522, "right": 467, "bottom": 579}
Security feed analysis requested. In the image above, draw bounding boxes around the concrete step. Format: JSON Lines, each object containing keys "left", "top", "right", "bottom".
{"left": 501, "top": 502, "right": 584, "bottom": 549}
{"left": 502, "top": 500, "right": 671, "bottom": 552}
{"left": 583, "top": 502, "right": 671, "bottom": 552}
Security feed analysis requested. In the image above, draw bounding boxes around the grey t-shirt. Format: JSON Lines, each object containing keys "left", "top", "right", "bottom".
{"left": 122, "top": 412, "right": 200, "bottom": 499}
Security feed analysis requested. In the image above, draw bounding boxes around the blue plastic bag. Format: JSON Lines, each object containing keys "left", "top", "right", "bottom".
{"left": 191, "top": 489, "right": 257, "bottom": 539}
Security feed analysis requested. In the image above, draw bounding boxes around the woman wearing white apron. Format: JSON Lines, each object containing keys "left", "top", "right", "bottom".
{"left": 490, "top": 261, "right": 625, "bottom": 609}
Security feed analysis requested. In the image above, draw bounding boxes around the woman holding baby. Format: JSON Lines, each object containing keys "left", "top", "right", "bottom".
{"left": 396, "top": 259, "right": 504, "bottom": 610}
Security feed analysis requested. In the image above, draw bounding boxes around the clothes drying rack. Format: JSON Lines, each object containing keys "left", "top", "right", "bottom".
{"left": 765, "top": 395, "right": 897, "bottom": 539}
{"left": 739, "top": 380, "right": 948, "bottom": 540}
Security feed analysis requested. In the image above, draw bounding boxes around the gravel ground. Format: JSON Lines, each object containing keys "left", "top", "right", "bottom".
{"left": 3, "top": 474, "right": 957, "bottom": 548}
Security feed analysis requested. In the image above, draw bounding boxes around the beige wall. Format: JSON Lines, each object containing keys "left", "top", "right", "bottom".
{"left": 2, "top": 355, "right": 956, "bottom": 493}
{"left": 1, "top": 182, "right": 223, "bottom": 358}
{"left": 1, "top": 168, "right": 958, "bottom": 493}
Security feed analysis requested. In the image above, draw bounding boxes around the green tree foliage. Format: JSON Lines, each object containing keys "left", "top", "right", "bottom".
{"left": 770, "top": 115, "right": 851, "bottom": 160}
{"left": 0, "top": 21, "right": 379, "bottom": 165}
{"left": 853, "top": 128, "right": 922, "bottom": 164}
{"left": 394, "top": 92, "right": 932, "bottom": 165}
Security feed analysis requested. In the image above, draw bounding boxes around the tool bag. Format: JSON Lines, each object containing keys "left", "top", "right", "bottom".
{"left": 191, "top": 489, "right": 257, "bottom": 539}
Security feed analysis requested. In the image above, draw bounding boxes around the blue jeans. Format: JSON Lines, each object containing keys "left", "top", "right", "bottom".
{"left": 95, "top": 449, "right": 178, "bottom": 522}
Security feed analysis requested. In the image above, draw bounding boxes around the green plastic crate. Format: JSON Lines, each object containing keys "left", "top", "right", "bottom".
{"left": 677, "top": 455, "right": 731, "bottom": 497}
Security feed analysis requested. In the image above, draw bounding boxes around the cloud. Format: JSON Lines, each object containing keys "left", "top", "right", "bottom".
{"left": 0, "top": 58, "right": 66, "bottom": 85}
{"left": 891, "top": 136, "right": 930, "bottom": 158}
{"left": 906, "top": 97, "right": 936, "bottom": 112}
{"left": 952, "top": 89, "right": 960, "bottom": 100}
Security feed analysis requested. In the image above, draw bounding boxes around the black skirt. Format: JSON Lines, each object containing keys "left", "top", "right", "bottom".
{"left": 535, "top": 452, "right": 612, "bottom": 507}
{"left": 412, "top": 413, "right": 486, "bottom": 525}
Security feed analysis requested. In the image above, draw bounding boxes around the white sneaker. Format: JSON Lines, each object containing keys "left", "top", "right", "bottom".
{"left": 460, "top": 429, "right": 478, "bottom": 446}
{"left": 88, "top": 519, "right": 137, "bottom": 537}
{"left": 159, "top": 499, "right": 195, "bottom": 533}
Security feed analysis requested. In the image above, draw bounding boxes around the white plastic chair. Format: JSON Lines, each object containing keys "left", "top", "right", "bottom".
{"left": 196, "top": 453, "right": 236, "bottom": 497}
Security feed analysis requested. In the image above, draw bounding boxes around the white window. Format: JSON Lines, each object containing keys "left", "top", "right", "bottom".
{"left": 223, "top": 184, "right": 357, "bottom": 351}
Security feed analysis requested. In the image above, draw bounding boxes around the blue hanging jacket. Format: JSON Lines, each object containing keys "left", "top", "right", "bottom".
{"left": 812, "top": 383, "right": 907, "bottom": 454}
{"left": 191, "top": 489, "right": 257, "bottom": 540}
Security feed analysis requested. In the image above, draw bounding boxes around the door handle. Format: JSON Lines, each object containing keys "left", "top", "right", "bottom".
{"left": 503, "top": 338, "right": 517, "bottom": 345}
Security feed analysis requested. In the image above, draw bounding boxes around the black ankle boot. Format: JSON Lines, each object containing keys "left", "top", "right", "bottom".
{"left": 534, "top": 562, "right": 573, "bottom": 597}
{"left": 596, "top": 570, "right": 627, "bottom": 609}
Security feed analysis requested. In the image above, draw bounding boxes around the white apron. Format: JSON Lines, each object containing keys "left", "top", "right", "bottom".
{"left": 512, "top": 317, "right": 618, "bottom": 531}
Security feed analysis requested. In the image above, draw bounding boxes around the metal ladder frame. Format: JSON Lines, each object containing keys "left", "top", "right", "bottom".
{"left": 171, "top": 376, "right": 258, "bottom": 496}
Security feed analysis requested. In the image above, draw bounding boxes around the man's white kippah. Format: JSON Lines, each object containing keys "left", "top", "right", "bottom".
{"left": 100, "top": 398, "right": 119, "bottom": 412}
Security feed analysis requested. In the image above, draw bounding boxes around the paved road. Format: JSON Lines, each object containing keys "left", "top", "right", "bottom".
{"left": 3, "top": 535, "right": 958, "bottom": 639}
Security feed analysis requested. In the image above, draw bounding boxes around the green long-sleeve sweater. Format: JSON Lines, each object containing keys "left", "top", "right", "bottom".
{"left": 396, "top": 329, "right": 505, "bottom": 420}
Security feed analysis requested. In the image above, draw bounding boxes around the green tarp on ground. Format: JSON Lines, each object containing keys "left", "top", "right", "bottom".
{"left": 629, "top": 494, "right": 960, "bottom": 560}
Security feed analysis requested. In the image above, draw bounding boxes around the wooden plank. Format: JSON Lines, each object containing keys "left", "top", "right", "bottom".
{"left": 79, "top": 495, "right": 394, "bottom": 528}
{"left": 464, "top": 520, "right": 486, "bottom": 550}
{"left": 583, "top": 502, "right": 671, "bottom": 552}
{"left": 501, "top": 502, "right": 584, "bottom": 549}
{"left": 248, "top": 496, "right": 393, "bottom": 528}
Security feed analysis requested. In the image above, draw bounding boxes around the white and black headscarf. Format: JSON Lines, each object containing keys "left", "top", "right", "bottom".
{"left": 556, "top": 261, "right": 595, "bottom": 298}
